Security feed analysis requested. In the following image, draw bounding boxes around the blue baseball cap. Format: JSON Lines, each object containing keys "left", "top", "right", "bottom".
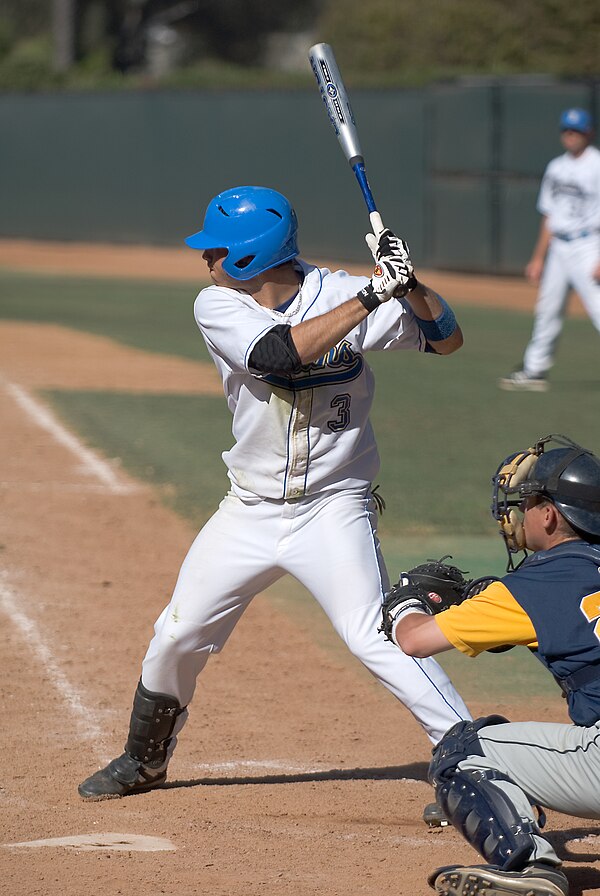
{"left": 559, "top": 107, "right": 592, "bottom": 134}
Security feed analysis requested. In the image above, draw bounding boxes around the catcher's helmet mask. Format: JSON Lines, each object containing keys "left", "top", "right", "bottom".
{"left": 492, "top": 434, "right": 600, "bottom": 568}
{"left": 185, "top": 185, "right": 299, "bottom": 281}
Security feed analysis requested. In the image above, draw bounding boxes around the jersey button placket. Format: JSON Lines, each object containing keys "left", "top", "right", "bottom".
{"left": 285, "top": 390, "right": 312, "bottom": 500}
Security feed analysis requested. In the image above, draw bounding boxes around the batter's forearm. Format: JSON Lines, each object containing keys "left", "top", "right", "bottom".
{"left": 291, "top": 226, "right": 420, "bottom": 364}
{"left": 405, "top": 283, "right": 463, "bottom": 355}
{"left": 290, "top": 297, "right": 369, "bottom": 365}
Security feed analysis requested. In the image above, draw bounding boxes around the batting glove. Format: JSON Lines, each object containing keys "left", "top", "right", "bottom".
{"left": 367, "top": 228, "right": 411, "bottom": 264}
{"left": 362, "top": 229, "right": 417, "bottom": 305}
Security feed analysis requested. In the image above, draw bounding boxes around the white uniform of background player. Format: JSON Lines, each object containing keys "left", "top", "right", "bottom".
{"left": 79, "top": 185, "right": 471, "bottom": 801}
{"left": 499, "top": 108, "right": 600, "bottom": 391}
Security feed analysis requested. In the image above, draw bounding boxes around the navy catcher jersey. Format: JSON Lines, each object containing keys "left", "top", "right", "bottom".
{"left": 507, "top": 542, "right": 600, "bottom": 726}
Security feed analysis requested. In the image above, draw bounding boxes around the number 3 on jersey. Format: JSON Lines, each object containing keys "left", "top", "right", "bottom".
{"left": 328, "top": 393, "right": 351, "bottom": 432}
{"left": 580, "top": 591, "right": 600, "bottom": 644}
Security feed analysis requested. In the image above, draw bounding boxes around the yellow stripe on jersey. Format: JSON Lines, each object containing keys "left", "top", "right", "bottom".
{"left": 435, "top": 581, "right": 538, "bottom": 657}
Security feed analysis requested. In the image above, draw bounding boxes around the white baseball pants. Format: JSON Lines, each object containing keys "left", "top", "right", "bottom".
{"left": 523, "top": 233, "right": 600, "bottom": 375}
{"left": 141, "top": 487, "right": 470, "bottom": 747}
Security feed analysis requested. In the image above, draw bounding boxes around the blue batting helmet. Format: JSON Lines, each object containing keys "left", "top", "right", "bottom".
{"left": 559, "top": 108, "right": 592, "bottom": 134}
{"left": 185, "top": 186, "right": 299, "bottom": 280}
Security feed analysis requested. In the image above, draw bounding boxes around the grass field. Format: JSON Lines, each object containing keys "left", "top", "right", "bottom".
{"left": 3, "top": 269, "right": 597, "bottom": 538}
{"left": 2, "top": 268, "right": 596, "bottom": 699}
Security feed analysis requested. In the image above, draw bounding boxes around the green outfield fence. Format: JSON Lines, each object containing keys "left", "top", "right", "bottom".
{"left": 1, "top": 76, "right": 599, "bottom": 274}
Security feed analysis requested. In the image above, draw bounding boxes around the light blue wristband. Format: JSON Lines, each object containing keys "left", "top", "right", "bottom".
{"left": 414, "top": 296, "right": 457, "bottom": 342}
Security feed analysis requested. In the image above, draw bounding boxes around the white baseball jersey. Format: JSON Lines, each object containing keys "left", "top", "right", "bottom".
{"left": 538, "top": 145, "right": 600, "bottom": 237}
{"left": 194, "top": 261, "right": 426, "bottom": 500}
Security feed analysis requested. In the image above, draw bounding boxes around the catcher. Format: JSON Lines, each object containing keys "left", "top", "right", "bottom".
{"left": 381, "top": 434, "right": 600, "bottom": 896}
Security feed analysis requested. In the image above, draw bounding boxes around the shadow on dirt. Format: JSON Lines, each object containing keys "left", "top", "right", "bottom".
{"left": 536, "top": 827, "right": 600, "bottom": 896}
{"left": 562, "top": 865, "right": 600, "bottom": 896}
{"left": 164, "top": 761, "right": 430, "bottom": 789}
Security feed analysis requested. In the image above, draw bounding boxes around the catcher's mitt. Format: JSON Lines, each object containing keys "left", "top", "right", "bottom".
{"left": 380, "top": 555, "right": 470, "bottom": 642}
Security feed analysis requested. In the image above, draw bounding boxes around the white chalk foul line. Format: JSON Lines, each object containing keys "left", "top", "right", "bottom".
{"left": 0, "top": 481, "right": 135, "bottom": 493}
{"left": 5, "top": 381, "right": 136, "bottom": 494}
{"left": 0, "top": 574, "right": 108, "bottom": 762}
{"left": 192, "top": 759, "right": 325, "bottom": 774}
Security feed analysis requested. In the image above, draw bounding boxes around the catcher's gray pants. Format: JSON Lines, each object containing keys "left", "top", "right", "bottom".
{"left": 459, "top": 719, "right": 600, "bottom": 865}
{"left": 523, "top": 234, "right": 600, "bottom": 376}
{"left": 141, "top": 487, "right": 470, "bottom": 751}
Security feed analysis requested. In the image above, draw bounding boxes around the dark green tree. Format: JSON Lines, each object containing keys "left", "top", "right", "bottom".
{"left": 318, "top": 0, "right": 600, "bottom": 82}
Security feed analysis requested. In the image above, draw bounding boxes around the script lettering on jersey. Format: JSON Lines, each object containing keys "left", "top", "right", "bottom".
{"left": 303, "top": 340, "right": 356, "bottom": 370}
{"left": 549, "top": 178, "right": 587, "bottom": 202}
{"left": 262, "top": 339, "right": 364, "bottom": 391}
{"left": 548, "top": 176, "right": 588, "bottom": 216}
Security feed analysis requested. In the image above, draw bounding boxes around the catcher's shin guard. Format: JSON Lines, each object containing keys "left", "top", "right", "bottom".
{"left": 78, "top": 680, "right": 183, "bottom": 800}
{"left": 428, "top": 717, "right": 538, "bottom": 871}
{"left": 435, "top": 769, "right": 538, "bottom": 871}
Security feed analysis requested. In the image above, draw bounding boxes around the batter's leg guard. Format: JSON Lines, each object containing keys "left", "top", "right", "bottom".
{"left": 429, "top": 716, "right": 539, "bottom": 871}
{"left": 78, "top": 680, "right": 183, "bottom": 801}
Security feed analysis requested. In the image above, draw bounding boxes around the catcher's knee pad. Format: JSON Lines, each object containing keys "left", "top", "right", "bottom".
{"left": 436, "top": 768, "right": 538, "bottom": 870}
{"left": 428, "top": 714, "right": 509, "bottom": 786}
{"left": 125, "top": 680, "right": 183, "bottom": 768}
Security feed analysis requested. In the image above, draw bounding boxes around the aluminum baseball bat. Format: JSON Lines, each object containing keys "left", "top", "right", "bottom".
{"left": 308, "top": 42, "right": 384, "bottom": 235}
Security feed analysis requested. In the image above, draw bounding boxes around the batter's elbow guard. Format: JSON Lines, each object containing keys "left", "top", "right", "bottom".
{"left": 248, "top": 324, "right": 303, "bottom": 375}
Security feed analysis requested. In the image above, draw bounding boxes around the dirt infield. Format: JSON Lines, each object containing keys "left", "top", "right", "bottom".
{"left": 1, "top": 242, "right": 599, "bottom": 896}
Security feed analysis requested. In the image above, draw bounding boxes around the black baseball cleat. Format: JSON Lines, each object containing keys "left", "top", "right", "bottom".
{"left": 428, "top": 862, "right": 569, "bottom": 896}
{"left": 78, "top": 752, "right": 167, "bottom": 800}
{"left": 423, "top": 800, "right": 449, "bottom": 827}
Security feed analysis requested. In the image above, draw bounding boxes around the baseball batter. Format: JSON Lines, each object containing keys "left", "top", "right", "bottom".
{"left": 79, "top": 185, "right": 470, "bottom": 800}
{"left": 385, "top": 434, "right": 600, "bottom": 896}
{"left": 500, "top": 108, "right": 600, "bottom": 391}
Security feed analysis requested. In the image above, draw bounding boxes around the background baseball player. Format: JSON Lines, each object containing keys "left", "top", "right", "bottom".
{"left": 78, "top": 184, "right": 470, "bottom": 799}
{"left": 499, "top": 108, "right": 600, "bottom": 391}
{"left": 382, "top": 433, "right": 600, "bottom": 896}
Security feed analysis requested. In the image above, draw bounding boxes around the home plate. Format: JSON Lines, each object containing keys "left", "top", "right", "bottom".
{"left": 5, "top": 833, "right": 176, "bottom": 852}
